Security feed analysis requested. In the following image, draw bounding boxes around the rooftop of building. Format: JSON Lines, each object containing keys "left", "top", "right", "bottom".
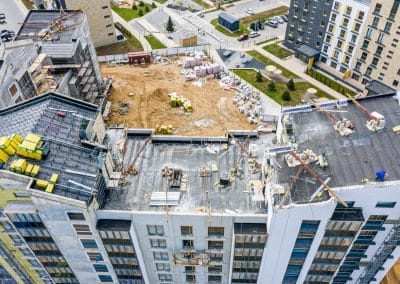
{"left": 15, "top": 10, "right": 85, "bottom": 45}
{"left": 271, "top": 94, "right": 400, "bottom": 207}
{"left": 0, "top": 93, "right": 105, "bottom": 206}
{"left": 104, "top": 129, "right": 274, "bottom": 213}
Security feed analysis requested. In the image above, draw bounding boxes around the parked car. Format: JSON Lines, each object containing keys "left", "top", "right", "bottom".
{"left": 245, "top": 8, "right": 255, "bottom": 15}
{"left": 271, "top": 16, "right": 284, "bottom": 24}
{"left": 237, "top": 34, "right": 249, "bottom": 41}
{"left": 281, "top": 15, "right": 288, "bottom": 22}
{"left": 197, "top": 13, "right": 205, "bottom": 18}
{"left": 249, "top": 31, "right": 260, "bottom": 38}
{"left": 223, "top": 50, "right": 232, "bottom": 57}
{"left": 0, "top": 13, "right": 5, "bottom": 25}
{"left": 265, "top": 20, "right": 278, "bottom": 28}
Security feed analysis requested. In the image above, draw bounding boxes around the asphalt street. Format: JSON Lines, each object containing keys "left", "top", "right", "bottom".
{"left": 0, "top": 0, "right": 27, "bottom": 35}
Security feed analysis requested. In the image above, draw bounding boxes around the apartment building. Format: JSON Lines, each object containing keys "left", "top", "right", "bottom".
{"left": 284, "top": 0, "right": 334, "bottom": 63}
{"left": 350, "top": 0, "right": 400, "bottom": 92}
{"left": 319, "top": 0, "right": 370, "bottom": 74}
{"left": 0, "top": 10, "right": 103, "bottom": 108}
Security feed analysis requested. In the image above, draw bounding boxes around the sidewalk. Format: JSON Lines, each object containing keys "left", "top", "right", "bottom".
{"left": 136, "top": 17, "right": 179, "bottom": 48}
{"left": 254, "top": 46, "right": 346, "bottom": 100}
{"left": 112, "top": 11, "right": 152, "bottom": 52}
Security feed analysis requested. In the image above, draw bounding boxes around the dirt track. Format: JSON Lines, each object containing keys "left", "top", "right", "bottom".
{"left": 101, "top": 59, "right": 255, "bottom": 136}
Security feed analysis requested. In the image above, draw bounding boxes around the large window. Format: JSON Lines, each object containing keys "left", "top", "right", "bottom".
{"left": 67, "top": 212, "right": 85, "bottom": 221}
{"left": 93, "top": 264, "right": 108, "bottom": 272}
{"left": 147, "top": 225, "right": 164, "bottom": 236}
{"left": 156, "top": 263, "right": 170, "bottom": 271}
{"left": 98, "top": 275, "right": 113, "bottom": 282}
{"left": 153, "top": 251, "right": 169, "bottom": 260}
{"left": 73, "top": 224, "right": 92, "bottom": 235}
{"left": 81, "top": 239, "right": 98, "bottom": 249}
{"left": 181, "top": 226, "right": 193, "bottom": 236}
{"left": 208, "top": 227, "right": 224, "bottom": 237}
{"left": 87, "top": 252, "right": 103, "bottom": 262}
{"left": 208, "top": 241, "right": 224, "bottom": 250}
{"left": 158, "top": 273, "right": 173, "bottom": 281}
{"left": 150, "top": 239, "right": 167, "bottom": 248}
{"left": 376, "top": 202, "right": 396, "bottom": 208}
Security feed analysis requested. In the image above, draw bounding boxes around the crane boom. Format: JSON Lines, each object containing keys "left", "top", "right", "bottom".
{"left": 278, "top": 165, "right": 305, "bottom": 209}
{"left": 346, "top": 94, "right": 378, "bottom": 121}
{"left": 290, "top": 151, "right": 348, "bottom": 208}
{"left": 313, "top": 103, "right": 339, "bottom": 122}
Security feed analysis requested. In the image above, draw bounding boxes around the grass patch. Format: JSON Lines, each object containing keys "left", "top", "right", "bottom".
{"left": 240, "top": 6, "right": 289, "bottom": 26}
{"left": 154, "top": 0, "right": 167, "bottom": 3}
{"left": 256, "top": 37, "right": 279, "bottom": 46}
{"left": 97, "top": 22, "right": 144, "bottom": 56}
{"left": 21, "top": 0, "right": 35, "bottom": 9}
{"left": 192, "top": 0, "right": 211, "bottom": 8}
{"left": 246, "top": 50, "right": 299, "bottom": 79}
{"left": 263, "top": 43, "right": 293, "bottom": 59}
{"left": 232, "top": 69, "right": 332, "bottom": 106}
{"left": 306, "top": 69, "right": 357, "bottom": 96}
{"left": 111, "top": 2, "right": 154, "bottom": 22}
{"left": 210, "top": 18, "right": 247, "bottom": 37}
{"left": 145, "top": 35, "right": 166, "bottom": 49}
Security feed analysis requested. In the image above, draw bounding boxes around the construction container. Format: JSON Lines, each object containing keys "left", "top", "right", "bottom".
{"left": 25, "top": 164, "right": 33, "bottom": 176}
{"left": 36, "top": 179, "right": 48, "bottom": 189}
{"left": 128, "top": 52, "right": 151, "bottom": 65}
{"left": 30, "top": 165, "right": 40, "bottom": 177}
{"left": 45, "top": 184, "right": 54, "bottom": 193}
{"left": 0, "top": 149, "right": 9, "bottom": 164}
{"left": 0, "top": 137, "right": 16, "bottom": 155}
{"left": 49, "top": 173, "right": 59, "bottom": 184}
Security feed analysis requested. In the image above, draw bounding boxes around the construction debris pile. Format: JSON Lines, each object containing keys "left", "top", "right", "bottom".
{"left": 169, "top": 92, "right": 192, "bottom": 113}
{"left": 113, "top": 101, "right": 130, "bottom": 116}
{"left": 180, "top": 51, "right": 221, "bottom": 82}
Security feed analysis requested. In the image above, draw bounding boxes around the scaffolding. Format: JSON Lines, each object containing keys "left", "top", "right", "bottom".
{"left": 356, "top": 219, "right": 400, "bottom": 283}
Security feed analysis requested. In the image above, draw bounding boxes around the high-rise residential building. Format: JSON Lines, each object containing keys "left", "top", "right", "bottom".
{"left": 1, "top": 89, "right": 400, "bottom": 283}
{"left": 350, "top": 0, "right": 400, "bottom": 92}
{"left": 285, "top": 0, "right": 400, "bottom": 94}
{"left": 0, "top": 10, "right": 104, "bottom": 108}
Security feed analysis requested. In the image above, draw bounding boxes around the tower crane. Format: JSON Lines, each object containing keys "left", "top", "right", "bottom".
{"left": 346, "top": 94, "right": 385, "bottom": 131}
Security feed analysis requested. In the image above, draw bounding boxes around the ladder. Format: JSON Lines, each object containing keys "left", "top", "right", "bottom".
{"left": 356, "top": 219, "right": 400, "bottom": 283}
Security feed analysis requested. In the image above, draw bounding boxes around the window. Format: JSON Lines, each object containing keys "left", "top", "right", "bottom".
{"left": 67, "top": 212, "right": 85, "bottom": 220}
{"left": 209, "top": 275, "right": 222, "bottom": 282}
{"left": 106, "top": 24, "right": 112, "bottom": 28}
{"left": 14, "top": 193, "right": 30, "bottom": 198}
{"left": 98, "top": 275, "right": 113, "bottom": 282}
{"left": 186, "top": 274, "right": 196, "bottom": 282}
{"left": 182, "top": 239, "right": 194, "bottom": 249}
{"left": 185, "top": 266, "right": 195, "bottom": 273}
{"left": 153, "top": 251, "right": 169, "bottom": 260}
{"left": 208, "top": 227, "right": 224, "bottom": 237}
{"left": 104, "top": 15, "right": 111, "bottom": 18}
{"left": 156, "top": 263, "right": 170, "bottom": 271}
{"left": 107, "top": 33, "right": 113, "bottom": 36}
{"left": 181, "top": 226, "right": 193, "bottom": 236}
{"left": 208, "top": 240, "right": 223, "bottom": 250}
{"left": 9, "top": 84, "right": 18, "bottom": 97}
{"left": 81, "top": 239, "right": 98, "bottom": 248}
{"left": 158, "top": 273, "right": 173, "bottom": 281}
{"left": 376, "top": 46, "right": 383, "bottom": 56}
{"left": 345, "top": 6, "right": 352, "bottom": 15}
{"left": 208, "top": 265, "right": 222, "bottom": 273}
{"left": 102, "top": 5, "right": 108, "bottom": 9}
{"left": 374, "top": 3, "right": 382, "bottom": 14}
{"left": 93, "top": 264, "right": 108, "bottom": 272}
{"left": 87, "top": 252, "right": 103, "bottom": 262}
{"left": 377, "top": 32, "right": 384, "bottom": 43}
{"left": 150, "top": 239, "right": 167, "bottom": 248}
{"left": 372, "top": 17, "right": 380, "bottom": 28}
{"left": 147, "top": 225, "right": 164, "bottom": 236}
{"left": 358, "top": 11, "right": 365, "bottom": 21}
{"left": 366, "top": 28, "right": 373, "bottom": 39}
{"left": 384, "top": 22, "right": 393, "bottom": 33}
{"left": 73, "top": 224, "right": 92, "bottom": 235}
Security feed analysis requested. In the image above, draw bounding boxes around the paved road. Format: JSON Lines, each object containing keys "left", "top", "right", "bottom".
{"left": 0, "top": 0, "right": 28, "bottom": 35}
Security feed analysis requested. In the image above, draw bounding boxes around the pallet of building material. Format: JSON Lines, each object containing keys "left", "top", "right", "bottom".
{"left": 10, "top": 159, "right": 27, "bottom": 174}
{"left": 36, "top": 179, "right": 48, "bottom": 189}
{"left": 30, "top": 165, "right": 40, "bottom": 177}
{"left": 25, "top": 164, "right": 33, "bottom": 176}
{"left": 45, "top": 184, "right": 54, "bottom": 193}
{"left": 0, "top": 149, "right": 9, "bottom": 165}
{"left": 0, "top": 137, "right": 16, "bottom": 155}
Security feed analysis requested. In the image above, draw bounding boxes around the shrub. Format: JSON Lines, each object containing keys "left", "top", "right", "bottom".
{"left": 139, "top": 1, "right": 145, "bottom": 6}
{"left": 282, "top": 89, "right": 291, "bottom": 101}
{"left": 132, "top": 4, "right": 137, "bottom": 9}
{"left": 152, "top": 2, "right": 156, "bottom": 8}
{"left": 166, "top": 16, "right": 174, "bottom": 32}
{"left": 287, "top": 79, "right": 295, "bottom": 90}
{"left": 256, "top": 71, "right": 263, "bottom": 82}
{"left": 145, "top": 5, "right": 150, "bottom": 12}
{"left": 268, "top": 82, "right": 276, "bottom": 92}
{"left": 138, "top": 9, "right": 143, "bottom": 16}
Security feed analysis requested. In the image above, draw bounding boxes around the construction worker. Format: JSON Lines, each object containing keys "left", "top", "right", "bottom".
{"left": 375, "top": 170, "right": 388, "bottom": 182}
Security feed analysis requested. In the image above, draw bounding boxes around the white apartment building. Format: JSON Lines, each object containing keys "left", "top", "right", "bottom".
{"left": 320, "top": 0, "right": 370, "bottom": 74}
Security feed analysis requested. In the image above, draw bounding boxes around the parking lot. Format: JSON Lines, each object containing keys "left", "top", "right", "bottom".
{"left": 0, "top": 0, "right": 27, "bottom": 37}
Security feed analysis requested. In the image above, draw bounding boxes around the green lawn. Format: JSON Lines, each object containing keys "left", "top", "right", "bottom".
{"left": 232, "top": 69, "right": 333, "bottom": 106}
{"left": 256, "top": 37, "right": 279, "bottom": 46}
{"left": 240, "top": 6, "right": 289, "bottom": 26}
{"left": 192, "top": 0, "right": 211, "bottom": 8}
{"left": 111, "top": 2, "right": 155, "bottom": 21}
{"left": 210, "top": 18, "right": 248, "bottom": 37}
{"left": 21, "top": 0, "right": 35, "bottom": 9}
{"left": 306, "top": 69, "right": 357, "bottom": 96}
{"left": 145, "top": 35, "right": 166, "bottom": 49}
{"left": 153, "top": 0, "right": 167, "bottom": 3}
{"left": 263, "top": 43, "right": 293, "bottom": 59}
{"left": 246, "top": 50, "right": 299, "bottom": 79}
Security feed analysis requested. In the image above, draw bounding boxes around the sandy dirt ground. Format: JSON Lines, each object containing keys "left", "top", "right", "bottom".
{"left": 101, "top": 59, "right": 255, "bottom": 136}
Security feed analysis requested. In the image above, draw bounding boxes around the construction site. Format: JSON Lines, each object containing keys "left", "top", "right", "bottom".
{"left": 101, "top": 52, "right": 261, "bottom": 136}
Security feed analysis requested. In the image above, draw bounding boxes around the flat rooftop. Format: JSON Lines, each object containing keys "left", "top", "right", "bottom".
{"left": 272, "top": 94, "right": 400, "bottom": 206}
{"left": 104, "top": 129, "right": 274, "bottom": 213}
{"left": 0, "top": 93, "right": 105, "bottom": 206}
{"left": 16, "top": 10, "right": 84, "bottom": 44}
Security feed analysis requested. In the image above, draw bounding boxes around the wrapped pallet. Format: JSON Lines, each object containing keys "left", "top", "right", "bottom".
{"left": 45, "top": 184, "right": 54, "bottom": 193}
{"left": 30, "top": 165, "right": 40, "bottom": 177}
{"left": 0, "top": 137, "right": 16, "bottom": 155}
{"left": 49, "top": 173, "right": 59, "bottom": 184}
{"left": 13, "top": 159, "right": 27, "bottom": 174}
{"left": 36, "top": 179, "right": 48, "bottom": 189}
{"left": 0, "top": 149, "right": 9, "bottom": 165}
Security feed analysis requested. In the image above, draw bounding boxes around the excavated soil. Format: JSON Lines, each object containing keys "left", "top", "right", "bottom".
{"left": 101, "top": 59, "right": 255, "bottom": 136}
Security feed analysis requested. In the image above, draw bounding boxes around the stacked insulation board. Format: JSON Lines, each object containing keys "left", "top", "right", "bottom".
{"left": 17, "top": 133, "right": 44, "bottom": 160}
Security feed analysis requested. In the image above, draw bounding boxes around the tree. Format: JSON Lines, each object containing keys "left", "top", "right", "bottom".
{"left": 145, "top": 5, "right": 150, "bottom": 12}
{"left": 138, "top": 9, "right": 143, "bottom": 16}
{"left": 139, "top": 0, "right": 145, "bottom": 6}
{"left": 268, "top": 82, "right": 276, "bottom": 92}
{"left": 287, "top": 79, "right": 295, "bottom": 90}
{"left": 166, "top": 16, "right": 174, "bottom": 33}
{"left": 151, "top": 2, "right": 156, "bottom": 8}
{"left": 282, "top": 89, "right": 291, "bottom": 101}
{"left": 256, "top": 71, "right": 263, "bottom": 82}
{"left": 132, "top": 4, "right": 137, "bottom": 10}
